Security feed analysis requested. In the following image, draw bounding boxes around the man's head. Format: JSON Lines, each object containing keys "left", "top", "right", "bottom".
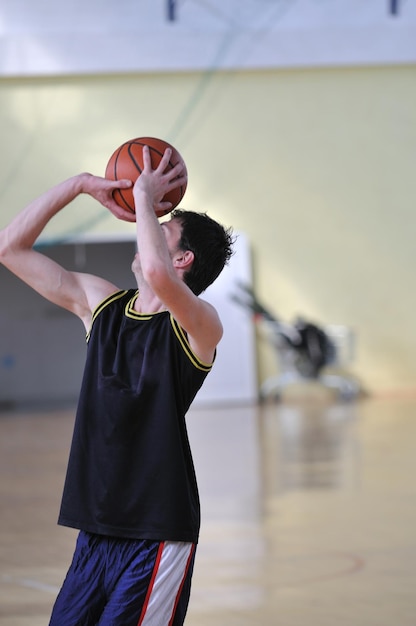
{"left": 170, "top": 209, "right": 234, "bottom": 296}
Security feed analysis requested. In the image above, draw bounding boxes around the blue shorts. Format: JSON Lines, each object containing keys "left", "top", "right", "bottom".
{"left": 49, "top": 531, "right": 196, "bottom": 626}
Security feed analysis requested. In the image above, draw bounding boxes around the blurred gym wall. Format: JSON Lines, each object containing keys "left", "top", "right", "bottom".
{"left": 0, "top": 66, "right": 414, "bottom": 394}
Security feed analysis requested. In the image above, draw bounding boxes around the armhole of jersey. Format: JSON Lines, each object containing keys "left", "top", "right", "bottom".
{"left": 85, "top": 290, "right": 128, "bottom": 342}
{"left": 170, "top": 315, "right": 215, "bottom": 372}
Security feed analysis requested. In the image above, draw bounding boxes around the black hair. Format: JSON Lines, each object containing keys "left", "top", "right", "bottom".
{"left": 171, "top": 209, "right": 235, "bottom": 296}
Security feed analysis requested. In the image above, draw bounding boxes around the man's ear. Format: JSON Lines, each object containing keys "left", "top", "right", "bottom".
{"left": 173, "top": 250, "right": 194, "bottom": 270}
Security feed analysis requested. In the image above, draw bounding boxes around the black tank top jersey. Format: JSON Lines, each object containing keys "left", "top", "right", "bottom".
{"left": 58, "top": 289, "right": 213, "bottom": 543}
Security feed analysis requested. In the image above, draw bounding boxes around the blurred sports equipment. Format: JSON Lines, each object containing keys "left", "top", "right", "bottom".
{"left": 232, "top": 282, "right": 361, "bottom": 401}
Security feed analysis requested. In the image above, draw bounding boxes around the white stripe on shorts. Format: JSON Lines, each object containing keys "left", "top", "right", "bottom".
{"left": 139, "top": 541, "right": 194, "bottom": 626}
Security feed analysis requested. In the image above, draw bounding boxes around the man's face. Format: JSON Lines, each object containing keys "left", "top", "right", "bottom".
{"left": 131, "top": 216, "right": 183, "bottom": 273}
{"left": 160, "top": 216, "right": 183, "bottom": 259}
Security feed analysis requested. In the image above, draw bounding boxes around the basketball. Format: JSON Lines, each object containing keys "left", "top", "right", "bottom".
{"left": 105, "top": 137, "right": 187, "bottom": 217}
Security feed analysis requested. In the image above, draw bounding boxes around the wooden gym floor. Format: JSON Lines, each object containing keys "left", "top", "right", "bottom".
{"left": 1, "top": 394, "right": 416, "bottom": 625}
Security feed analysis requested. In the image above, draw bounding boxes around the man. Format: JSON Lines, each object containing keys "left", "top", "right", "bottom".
{"left": 0, "top": 145, "right": 234, "bottom": 625}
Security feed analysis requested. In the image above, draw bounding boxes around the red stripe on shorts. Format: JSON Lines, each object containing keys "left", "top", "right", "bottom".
{"left": 137, "top": 542, "right": 165, "bottom": 625}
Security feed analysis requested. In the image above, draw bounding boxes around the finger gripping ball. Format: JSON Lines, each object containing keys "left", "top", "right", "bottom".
{"left": 105, "top": 136, "right": 187, "bottom": 217}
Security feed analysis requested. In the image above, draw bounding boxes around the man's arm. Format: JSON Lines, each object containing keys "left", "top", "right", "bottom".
{"left": 0, "top": 173, "right": 134, "bottom": 329}
{"left": 133, "top": 147, "right": 223, "bottom": 364}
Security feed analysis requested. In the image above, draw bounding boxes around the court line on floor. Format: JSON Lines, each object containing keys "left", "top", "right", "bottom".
{"left": 0, "top": 573, "right": 60, "bottom": 594}
{"left": 275, "top": 551, "right": 366, "bottom": 589}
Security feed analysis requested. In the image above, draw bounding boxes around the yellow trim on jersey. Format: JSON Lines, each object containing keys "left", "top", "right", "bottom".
{"left": 170, "top": 315, "right": 214, "bottom": 372}
{"left": 124, "top": 291, "right": 154, "bottom": 320}
{"left": 86, "top": 290, "right": 128, "bottom": 342}
{"left": 86, "top": 291, "right": 214, "bottom": 373}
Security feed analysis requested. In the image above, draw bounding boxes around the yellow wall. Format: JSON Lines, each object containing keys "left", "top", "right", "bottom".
{"left": 0, "top": 66, "right": 415, "bottom": 394}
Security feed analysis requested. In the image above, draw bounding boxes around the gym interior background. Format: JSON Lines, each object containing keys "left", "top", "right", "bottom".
{"left": 0, "top": 2, "right": 415, "bottom": 405}
{"left": 1, "top": 4, "right": 416, "bottom": 626}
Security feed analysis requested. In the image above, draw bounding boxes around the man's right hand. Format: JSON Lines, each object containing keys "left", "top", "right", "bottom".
{"left": 81, "top": 173, "right": 136, "bottom": 222}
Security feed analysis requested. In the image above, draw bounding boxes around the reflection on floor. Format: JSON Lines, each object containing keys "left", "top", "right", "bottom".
{"left": 1, "top": 396, "right": 416, "bottom": 625}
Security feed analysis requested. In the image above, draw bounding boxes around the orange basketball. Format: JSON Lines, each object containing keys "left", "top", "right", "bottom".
{"left": 105, "top": 137, "right": 187, "bottom": 217}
